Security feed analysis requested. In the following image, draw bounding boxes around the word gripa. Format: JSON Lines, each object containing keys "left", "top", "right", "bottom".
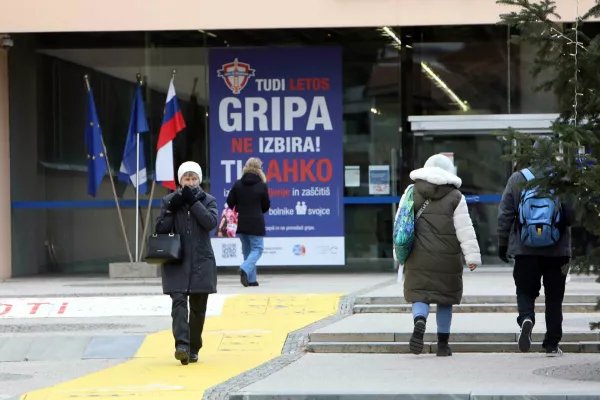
{"left": 218, "top": 96, "right": 332, "bottom": 132}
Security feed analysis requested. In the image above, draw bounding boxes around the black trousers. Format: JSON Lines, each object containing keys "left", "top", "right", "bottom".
{"left": 513, "top": 255, "right": 569, "bottom": 349}
{"left": 170, "top": 293, "right": 209, "bottom": 354}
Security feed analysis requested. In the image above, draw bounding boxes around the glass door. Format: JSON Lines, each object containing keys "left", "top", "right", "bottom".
{"left": 414, "top": 133, "right": 512, "bottom": 264}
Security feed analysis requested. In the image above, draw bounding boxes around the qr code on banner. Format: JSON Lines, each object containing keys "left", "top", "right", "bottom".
{"left": 222, "top": 243, "right": 237, "bottom": 259}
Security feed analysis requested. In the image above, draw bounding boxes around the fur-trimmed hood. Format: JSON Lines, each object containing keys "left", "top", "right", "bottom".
{"left": 409, "top": 166, "right": 462, "bottom": 188}
{"left": 242, "top": 166, "right": 266, "bottom": 184}
{"left": 409, "top": 166, "right": 462, "bottom": 201}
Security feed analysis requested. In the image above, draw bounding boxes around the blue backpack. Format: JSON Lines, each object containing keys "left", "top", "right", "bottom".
{"left": 518, "top": 168, "right": 562, "bottom": 247}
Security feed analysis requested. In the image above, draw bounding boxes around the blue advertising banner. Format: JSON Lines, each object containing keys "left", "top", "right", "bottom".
{"left": 209, "top": 47, "right": 344, "bottom": 266}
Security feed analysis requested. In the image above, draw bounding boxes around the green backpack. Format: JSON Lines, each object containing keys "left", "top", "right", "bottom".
{"left": 393, "top": 185, "right": 430, "bottom": 264}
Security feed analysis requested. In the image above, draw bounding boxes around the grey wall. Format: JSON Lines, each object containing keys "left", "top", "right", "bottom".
{"left": 9, "top": 35, "right": 48, "bottom": 276}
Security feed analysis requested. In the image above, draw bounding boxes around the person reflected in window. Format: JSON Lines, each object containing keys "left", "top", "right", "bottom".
{"left": 155, "top": 161, "right": 218, "bottom": 365}
{"left": 227, "top": 157, "right": 271, "bottom": 287}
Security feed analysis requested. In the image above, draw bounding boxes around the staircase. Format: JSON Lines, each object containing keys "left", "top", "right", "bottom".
{"left": 307, "top": 283, "right": 600, "bottom": 354}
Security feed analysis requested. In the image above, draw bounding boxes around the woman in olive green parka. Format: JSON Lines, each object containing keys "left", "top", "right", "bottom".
{"left": 396, "top": 154, "right": 481, "bottom": 357}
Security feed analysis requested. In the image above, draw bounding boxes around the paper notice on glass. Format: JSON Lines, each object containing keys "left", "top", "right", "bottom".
{"left": 344, "top": 166, "right": 360, "bottom": 187}
{"left": 368, "top": 165, "right": 390, "bottom": 195}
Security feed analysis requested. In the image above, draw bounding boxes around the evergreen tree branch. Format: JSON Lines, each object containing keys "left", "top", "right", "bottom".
{"left": 582, "top": 1, "right": 600, "bottom": 20}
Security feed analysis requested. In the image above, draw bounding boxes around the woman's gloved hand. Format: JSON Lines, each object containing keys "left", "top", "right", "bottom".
{"left": 167, "top": 193, "right": 184, "bottom": 212}
{"left": 182, "top": 186, "right": 198, "bottom": 205}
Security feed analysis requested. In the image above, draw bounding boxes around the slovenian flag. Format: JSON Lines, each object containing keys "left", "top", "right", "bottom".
{"left": 156, "top": 78, "right": 186, "bottom": 190}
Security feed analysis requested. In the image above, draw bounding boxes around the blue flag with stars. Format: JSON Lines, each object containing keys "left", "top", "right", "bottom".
{"left": 85, "top": 88, "right": 107, "bottom": 197}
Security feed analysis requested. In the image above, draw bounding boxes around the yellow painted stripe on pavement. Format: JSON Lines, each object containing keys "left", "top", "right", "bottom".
{"left": 21, "top": 293, "right": 342, "bottom": 400}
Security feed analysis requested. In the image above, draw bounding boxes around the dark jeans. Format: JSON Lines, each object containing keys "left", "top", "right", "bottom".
{"left": 513, "top": 255, "right": 569, "bottom": 349}
{"left": 170, "top": 293, "right": 209, "bottom": 354}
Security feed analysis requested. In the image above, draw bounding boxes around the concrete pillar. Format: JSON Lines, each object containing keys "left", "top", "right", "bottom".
{"left": 0, "top": 49, "right": 12, "bottom": 280}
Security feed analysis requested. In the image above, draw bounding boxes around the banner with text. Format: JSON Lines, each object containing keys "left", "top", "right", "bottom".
{"left": 209, "top": 47, "right": 344, "bottom": 266}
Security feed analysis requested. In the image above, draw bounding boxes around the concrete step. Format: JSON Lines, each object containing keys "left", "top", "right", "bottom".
{"left": 309, "top": 331, "right": 600, "bottom": 343}
{"left": 355, "top": 294, "right": 600, "bottom": 305}
{"left": 307, "top": 341, "right": 600, "bottom": 354}
{"left": 307, "top": 312, "right": 600, "bottom": 354}
{"left": 354, "top": 303, "right": 598, "bottom": 314}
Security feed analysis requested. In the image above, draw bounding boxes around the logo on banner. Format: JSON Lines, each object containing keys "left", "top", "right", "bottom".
{"left": 217, "top": 58, "right": 255, "bottom": 95}
{"left": 295, "top": 201, "right": 307, "bottom": 216}
{"left": 293, "top": 244, "right": 306, "bottom": 256}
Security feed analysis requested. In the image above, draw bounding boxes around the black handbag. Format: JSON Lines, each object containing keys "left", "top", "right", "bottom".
{"left": 145, "top": 231, "right": 182, "bottom": 264}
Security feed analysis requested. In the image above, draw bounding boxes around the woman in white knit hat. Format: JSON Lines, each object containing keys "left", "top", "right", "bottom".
{"left": 155, "top": 161, "right": 218, "bottom": 365}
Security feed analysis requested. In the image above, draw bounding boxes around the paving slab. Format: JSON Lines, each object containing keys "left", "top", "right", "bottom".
{"left": 0, "top": 273, "right": 390, "bottom": 297}
{"left": 0, "top": 336, "right": 93, "bottom": 362}
{"left": 232, "top": 353, "right": 600, "bottom": 398}
{"left": 82, "top": 335, "right": 146, "bottom": 359}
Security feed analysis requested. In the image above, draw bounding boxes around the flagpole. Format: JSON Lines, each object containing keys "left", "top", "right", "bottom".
{"left": 135, "top": 73, "right": 142, "bottom": 262}
{"left": 139, "top": 69, "right": 177, "bottom": 260}
{"left": 84, "top": 75, "right": 134, "bottom": 263}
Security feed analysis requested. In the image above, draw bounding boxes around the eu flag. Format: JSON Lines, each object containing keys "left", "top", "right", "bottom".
{"left": 85, "top": 89, "right": 107, "bottom": 197}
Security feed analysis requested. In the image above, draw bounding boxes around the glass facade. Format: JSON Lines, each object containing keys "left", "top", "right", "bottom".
{"left": 7, "top": 26, "right": 564, "bottom": 275}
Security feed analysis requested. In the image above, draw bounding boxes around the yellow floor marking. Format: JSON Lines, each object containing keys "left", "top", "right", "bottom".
{"left": 21, "top": 293, "right": 342, "bottom": 400}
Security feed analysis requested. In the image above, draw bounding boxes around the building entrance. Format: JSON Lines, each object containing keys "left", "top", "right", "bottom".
{"left": 409, "top": 114, "right": 557, "bottom": 264}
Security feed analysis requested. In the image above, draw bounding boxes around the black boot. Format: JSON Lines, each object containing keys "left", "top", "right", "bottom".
{"left": 240, "top": 269, "right": 249, "bottom": 287}
{"left": 436, "top": 333, "right": 452, "bottom": 357}
{"left": 174, "top": 346, "right": 189, "bottom": 365}
{"left": 409, "top": 316, "right": 427, "bottom": 355}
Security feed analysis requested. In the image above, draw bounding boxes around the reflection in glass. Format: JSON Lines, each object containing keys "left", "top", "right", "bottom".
{"left": 414, "top": 134, "right": 512, "bottom": 262}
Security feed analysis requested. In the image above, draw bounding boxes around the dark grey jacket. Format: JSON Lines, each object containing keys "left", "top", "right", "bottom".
{"left": 497, "top": 171, "right": 572, "bottom": 257}
{"left": 155, "top": 189, "right": 219, "bottom": 294}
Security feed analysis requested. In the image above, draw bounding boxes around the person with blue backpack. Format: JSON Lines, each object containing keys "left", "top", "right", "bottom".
{"left": 394, "top": 154, "right": 481, "bottom": 357}
{"left": 497, "top": 137, "right": 572, "bottom": 357}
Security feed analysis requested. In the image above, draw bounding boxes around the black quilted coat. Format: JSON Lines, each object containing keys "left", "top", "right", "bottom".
{"left": 155, "top": 190, "right": 218, "bottom": 294}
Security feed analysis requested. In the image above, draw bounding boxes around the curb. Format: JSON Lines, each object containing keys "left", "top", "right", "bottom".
{"left": 202, "top": 279, "right": 397, "bottom": 400}
{"left": 306, "top": 341, "right": 600, "bottom": 354}
{"left": 229, "top": 394, "right": 600, "bottom": 400}
{"left": 353, "top": 303, "right": 599, "bottom": 313}
{"left": 354, "top": 295, "right": 600, "bottom": 305}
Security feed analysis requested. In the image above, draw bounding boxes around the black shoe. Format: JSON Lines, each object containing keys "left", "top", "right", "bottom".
{"left": 249, "top": 281, "right": 259, "bottom": 287}
{"left": 409, "top": 317, "right": 426, "bottom": 355}
{"left": 189, "top": 353, "right": 199, "bottom": 363}
{"left": 436, "top": 343, "right": 453, "bottom": 357}
{"left": 240, "top": 269, "right": 249, "bottom": 287}
{"left": 436, "top": 333, "right": 452, "bottom": 357}
{"left": 174, "top": 347, "right": 189, "bottom": 365}
{"left": 546, "top": 346, "right": 564, "bottom": 357}
{"left": 518, "top": 318, "right": 533, "bottom": 353}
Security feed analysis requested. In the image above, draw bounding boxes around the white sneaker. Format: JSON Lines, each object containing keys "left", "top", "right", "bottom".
{"left": 546, "top": 346, "right": 564, "bottom": 357}
{"left": 518, "top": 318, "right": 533, "bottom": 353}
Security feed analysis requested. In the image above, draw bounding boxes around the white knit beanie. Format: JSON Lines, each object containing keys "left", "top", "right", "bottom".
{"left": 424, "top": 154, "right": 456, "bottom": 175}
{"left": 177, "top": 161, "right": 203, "bottom": 184}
